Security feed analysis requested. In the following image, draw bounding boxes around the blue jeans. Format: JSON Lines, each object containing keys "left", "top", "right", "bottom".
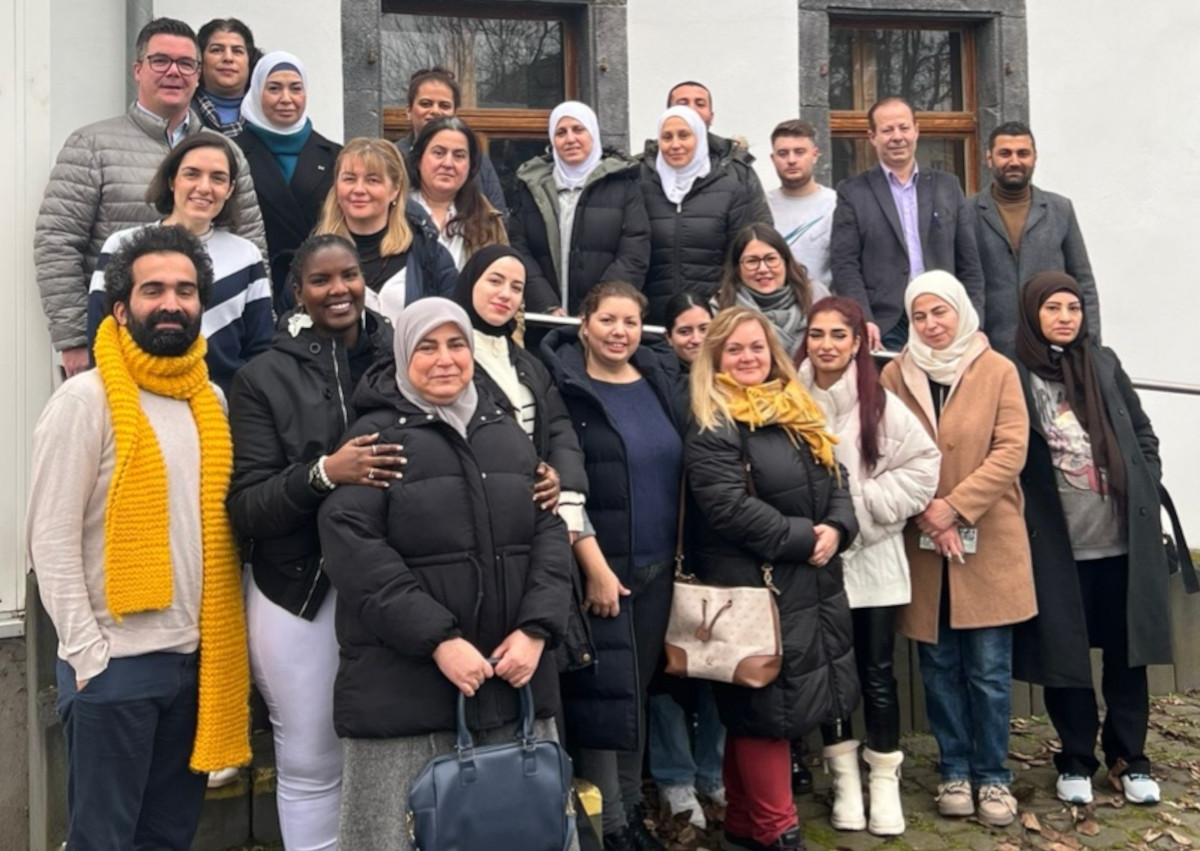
{"left": 55, "top": 652, "right": 208, "bottom": 851}
{"left": 648, "top": 685, "right": 725, "bottom": 792}
{"left": 918, "top": 609, "right": 1014, "bottom": 786}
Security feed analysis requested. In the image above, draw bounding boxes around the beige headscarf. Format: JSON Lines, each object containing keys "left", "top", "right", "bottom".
{"left": 903, "top": 270, "right": 985, "bottom": 385}
{"left": 392, "top": 298, "right": 479, "bottom": 437}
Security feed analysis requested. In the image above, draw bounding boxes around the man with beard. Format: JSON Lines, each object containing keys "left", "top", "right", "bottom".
{"left": 767, "top": 119, "right": 837, "bottom": 289}
{"left": 830, "top": 97, "right": 984, "bottom": 351}
{"left": 26, "top": 225, "right": 250, "bottom": 851}
{"left": 967, "top": 121, "right": 1101, "bottom": 358}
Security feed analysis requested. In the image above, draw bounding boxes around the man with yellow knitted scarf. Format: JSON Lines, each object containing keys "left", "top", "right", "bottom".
{"left": 27, "top": 225, "right": 250, "bottom": 850}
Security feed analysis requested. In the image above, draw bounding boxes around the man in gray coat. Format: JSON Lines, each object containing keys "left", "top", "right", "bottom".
{"left": 830, "top": 97, "right": 984, "bottom": 351}
{"left": 34, "top": 17, "right": 266, "bottom": 377}
{"left": 968, "top": 121, "right": 1100, "bottom": 359}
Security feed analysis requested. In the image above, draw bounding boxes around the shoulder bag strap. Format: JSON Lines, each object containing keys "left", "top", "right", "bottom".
{"left": 1160, "top": 483, "right": 1199, "bottom": 594}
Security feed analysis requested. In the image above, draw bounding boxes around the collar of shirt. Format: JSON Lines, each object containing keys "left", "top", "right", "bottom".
{"left": 881, "top": 160, "right": 919, "bottom": 190}
{"left": 135, "top": 101, "right": 190, "bottom": 147}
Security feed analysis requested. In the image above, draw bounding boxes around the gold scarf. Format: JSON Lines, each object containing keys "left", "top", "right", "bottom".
{"left": 93, "top": 316, "right": 250, "bottom": 772}
{"left": 718, "top": 373, "right": 839, "bottom": 474}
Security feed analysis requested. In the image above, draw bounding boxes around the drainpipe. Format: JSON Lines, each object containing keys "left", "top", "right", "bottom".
{"left": 125, "top": 0, "right": 153, "bottom": 104}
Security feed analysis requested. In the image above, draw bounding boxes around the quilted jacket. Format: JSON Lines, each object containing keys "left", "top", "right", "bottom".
{"left": 34, "top": 103, "right": 266, "bottom": 350}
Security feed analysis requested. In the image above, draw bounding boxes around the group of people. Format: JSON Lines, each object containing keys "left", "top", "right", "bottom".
{"left": 25, "top": 14, "right": 1179, "bottom": 851}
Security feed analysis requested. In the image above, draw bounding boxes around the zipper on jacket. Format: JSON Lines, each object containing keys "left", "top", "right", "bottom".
{"left": 298, "top": 556, "right": 324, "bottom": 619}
{"left": 330, "top": 339, "right": 349, "bottom": 431}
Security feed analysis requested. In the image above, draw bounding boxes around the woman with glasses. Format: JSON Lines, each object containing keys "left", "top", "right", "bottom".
{"left": 714, "top": 224, "right": 829, "bottom": 358}
{"left": 638, "top": 106, "right": 771, "bottom": 324}
{"left": 235, "top": 51, "right": 341, "bottom": 312}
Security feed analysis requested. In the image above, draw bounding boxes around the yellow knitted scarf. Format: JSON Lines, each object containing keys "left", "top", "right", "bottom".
{"left": 718, "top": 373, "right": 840, "bottom": 475}
{"left": 93, "top": 317, "right": 250, "bottom": 773}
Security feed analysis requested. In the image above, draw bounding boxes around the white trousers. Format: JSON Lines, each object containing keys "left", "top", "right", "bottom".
{"left": 246, "top": 573, "right": 342, "bottom": 851}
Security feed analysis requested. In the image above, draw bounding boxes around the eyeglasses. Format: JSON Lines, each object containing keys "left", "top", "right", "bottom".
{"left": 142, "top": 54, "right": 201, "bottom": 76}
{"left": 740, "top": 253, "right": 783, "bottom": 271}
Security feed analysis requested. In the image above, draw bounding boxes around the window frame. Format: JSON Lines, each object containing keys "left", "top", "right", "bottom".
{"left": 379, "top": 1, "right": 583, "bottom": 141}
{"left": 828, "top": 17, "right": 981, "bottom": 193}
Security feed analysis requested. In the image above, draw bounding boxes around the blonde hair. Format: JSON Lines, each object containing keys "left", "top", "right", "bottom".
{"left": 317, "top": 137, "right": 413, "bottom": 256}
{"left": 690, "top": 306, "right": 801, "bottom": 432}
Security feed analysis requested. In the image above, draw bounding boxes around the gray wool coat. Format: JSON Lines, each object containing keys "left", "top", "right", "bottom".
{"left": 967, "top": 183, "right": 1101, "bottom": 359}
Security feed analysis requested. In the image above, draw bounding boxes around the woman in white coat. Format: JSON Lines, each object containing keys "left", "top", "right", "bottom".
{"left": 796, "top": 295, "right": 940, "bottom": 836}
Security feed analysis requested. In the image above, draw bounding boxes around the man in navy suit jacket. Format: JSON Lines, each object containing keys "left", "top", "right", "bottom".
{"left": 830, "top": 97, "right": 984, "bottom": 350}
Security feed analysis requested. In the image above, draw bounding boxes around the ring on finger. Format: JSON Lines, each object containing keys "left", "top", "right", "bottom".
{"left": 367, "top": 469, "right": 375, "bottom": 480}
{"left": 371, "top": 445, "right": 377, "bottom": 456}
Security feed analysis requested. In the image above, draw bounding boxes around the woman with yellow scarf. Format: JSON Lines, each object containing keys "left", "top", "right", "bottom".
{"left": 686, "top": 306, "right": 860, "bottom": 851}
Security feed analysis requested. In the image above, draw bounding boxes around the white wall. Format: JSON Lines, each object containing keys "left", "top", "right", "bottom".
{"left": 627, "top": 0, "right": 797, "bottom": 178}
{"left": 1028, "top": 1, "right": 1200, "bottom": 528}
{"left": 155, "top": 0, "right": 346, "bottom": 141}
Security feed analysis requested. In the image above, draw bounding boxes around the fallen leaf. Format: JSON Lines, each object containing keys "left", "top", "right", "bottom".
{"left": 1167, "top": 830, "right": 1194, "bottom": 847}
{"left": 1047, "top": 843, "right": 1079, "bottom": 851}
{"left": 1146, "top": 829, "right": 1165, "bottom": 843}
{"left": 1078, "top": 820, "right": 1101, "bottom": 837}
{"left": 1162, "top": 814, "right": 1185, "bottom": 827}
{"left": 1021, "top": 811, "right": 1043, "bottom": 832}
{"left": 995, "top": 842, "right": 1022, "bottom": 851}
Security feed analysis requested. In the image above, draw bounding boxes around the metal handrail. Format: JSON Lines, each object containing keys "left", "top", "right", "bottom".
{"left": 523, "top": 313, "right": 1200, "bottom": 396}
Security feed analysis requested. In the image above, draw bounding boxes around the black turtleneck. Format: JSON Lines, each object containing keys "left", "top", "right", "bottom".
{"left": 353, "top": 227, "right": 408, "bottom": 292}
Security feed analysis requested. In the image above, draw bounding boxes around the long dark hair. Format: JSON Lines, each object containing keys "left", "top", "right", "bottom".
{"left": 797, "top": 295, "right": 887, "bottom": 471}
{"left": 408, "top": 116, "right": 506, "bottom": 258}
{"left": 717, "top": 224, "right": 813, "bottom": 311}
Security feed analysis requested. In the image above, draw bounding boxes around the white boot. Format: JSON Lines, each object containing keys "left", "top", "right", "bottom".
{"left": 823, "top": 739, "right": 866, "bottom": 830}
{"left": 863, "top": 748, "right": 906, "bottom": 836}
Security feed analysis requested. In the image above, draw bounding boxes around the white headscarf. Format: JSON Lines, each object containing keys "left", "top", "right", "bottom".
{"left": 392, "top": 298, "right": 479, "bottom": 437}
{"left": 903, "top": 270, "right": 985, "bottom": 385}
{"left": 549, "top": 101, "right": 602, "bottom": 190}
{"left": 240, "top": 51, "right": 309, "bottom": 135}
{"left": 654, "top": 105, "right": 711, "bottom": 204}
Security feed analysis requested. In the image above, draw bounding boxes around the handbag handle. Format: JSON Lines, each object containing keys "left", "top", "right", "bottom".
{"left": 1160, "top": 483, "right": 1199, "bottom": 594}
{"left": 455, "top": 679, "right": 538, "bottom": 755}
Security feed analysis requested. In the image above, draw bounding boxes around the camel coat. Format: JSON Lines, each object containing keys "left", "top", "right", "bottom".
{"left": 880, "top": 338, "right": 1037, "bottom": 643}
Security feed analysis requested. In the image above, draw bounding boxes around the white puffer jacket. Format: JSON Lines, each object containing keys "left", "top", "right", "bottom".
{"left": 799, "top": 359, "right": 941, "bottom": 608}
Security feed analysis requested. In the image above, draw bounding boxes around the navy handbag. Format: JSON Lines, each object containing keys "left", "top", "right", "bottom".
{"left": 407, "top": 683, "right": 576, "bottom": 851}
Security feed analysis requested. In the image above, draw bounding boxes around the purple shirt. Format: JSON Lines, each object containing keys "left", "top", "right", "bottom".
{"left": 882, "top": 163, "right": 924, "bottom": 279}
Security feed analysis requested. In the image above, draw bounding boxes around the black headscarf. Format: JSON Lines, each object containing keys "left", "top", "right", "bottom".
{"left": 1016, "top": 271, "right": 1125, "bottom": 506}
{"left": 451, "top": 245, "right": 527, "bottom": 338}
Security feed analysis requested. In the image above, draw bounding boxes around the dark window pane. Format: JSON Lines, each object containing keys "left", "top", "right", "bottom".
{"left": 382, "top": 14, "right": 564, "bottom": 109}
{"left": 831, "top": 138, "right": 966, "bottom": 191}
{"left": 488, "top": 137, "right": 549, "bottom": 210}
{"left": 829, "top": 27, "right": 964, "bottom": 112}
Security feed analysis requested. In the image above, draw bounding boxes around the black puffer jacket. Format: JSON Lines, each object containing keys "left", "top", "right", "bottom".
{"left": 318, "top": 362, "right": 572, "bottom": 739}
{"left": 638, "top": 144, "right": 771, "bottom": 324}
{"left": 539, "top": 327, "right": 688, "bottom": 750}
{"left": 227, "top": 311, "right": 393, "bottom": 620}
{"left": 686, "top": 418, "right": 861, "bottom": 740}
{"left": 508, "top": 150, "right": 650, "bottom": 315}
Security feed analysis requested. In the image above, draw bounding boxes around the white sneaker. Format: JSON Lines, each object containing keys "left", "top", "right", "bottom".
{"left": 661, "top": 784, "right": 706, "bottom": 829}
{"left": 1121, "top": 773, "right": 1161, "bottom": 805}
{"left": 699, "top": 785, "right": 727, "bottom": 808}
{"left": 1056, "top": 773, "right": 1094, "bottom": 804}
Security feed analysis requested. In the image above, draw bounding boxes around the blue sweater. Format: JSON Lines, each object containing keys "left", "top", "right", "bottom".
{"left": 591, "top": 377, "right": 683, "bottom": 566}
{"left": 87, "top": 226, "right": 273, "bottom": 393}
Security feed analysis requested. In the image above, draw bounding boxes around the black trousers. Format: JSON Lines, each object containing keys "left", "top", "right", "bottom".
{"left": 821, "top": 605, "right": 901, "bottom": 753}
{"left": 1043, "top": 555, "right": 1150, "bottom": 777}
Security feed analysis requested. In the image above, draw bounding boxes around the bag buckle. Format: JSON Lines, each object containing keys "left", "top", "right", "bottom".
{"left": 761, "top": 564, "right": 781, "bottom": 596}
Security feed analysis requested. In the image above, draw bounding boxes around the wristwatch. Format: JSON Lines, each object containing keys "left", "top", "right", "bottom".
{"left": 307, "top": 455, "right": 336, "bottom": 494}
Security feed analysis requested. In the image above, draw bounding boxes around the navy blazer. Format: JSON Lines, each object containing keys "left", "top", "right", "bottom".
{"left": 830, "top": 166, "right": 985, "bottom": 339}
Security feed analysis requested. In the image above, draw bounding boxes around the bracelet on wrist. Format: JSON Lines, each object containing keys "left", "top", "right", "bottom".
{"left": 316, "top": 455, "right": 336, "bottom": 491}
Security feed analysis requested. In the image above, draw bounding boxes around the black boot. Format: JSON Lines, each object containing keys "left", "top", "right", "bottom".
{"left": 602, "top": 825, "right": 636, "bottom": 851}
{"left": 791, "top": 741, "right": 814, "bottom": 795}
{"left": 768, "top": 828, "right": 804, "bottom": 850}
{"left": 627, "top": 805, "right": 665, "bottom": 851}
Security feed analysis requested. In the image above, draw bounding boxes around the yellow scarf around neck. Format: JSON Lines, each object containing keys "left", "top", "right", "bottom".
{"left": 93, "top": 316, "right": 250, "bottom": 772}
{"left": 718, "top": 373, "right": 840, "bottom": 474}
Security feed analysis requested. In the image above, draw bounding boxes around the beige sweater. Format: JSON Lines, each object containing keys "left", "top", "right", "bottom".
{"left": 26, "top": 371, "right": 220, "bottom": 680}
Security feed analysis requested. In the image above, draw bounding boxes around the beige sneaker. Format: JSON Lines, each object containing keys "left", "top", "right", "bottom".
{"left": 976, "top": 784, "right": 1018, "bottom": 827}
{"left": 935, "top": 780, "right": 974, "bottom": 817}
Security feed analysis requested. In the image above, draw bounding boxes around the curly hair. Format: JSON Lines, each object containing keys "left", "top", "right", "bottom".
{"left": 103, "top": 225, "right": 214, "bottom": 315}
